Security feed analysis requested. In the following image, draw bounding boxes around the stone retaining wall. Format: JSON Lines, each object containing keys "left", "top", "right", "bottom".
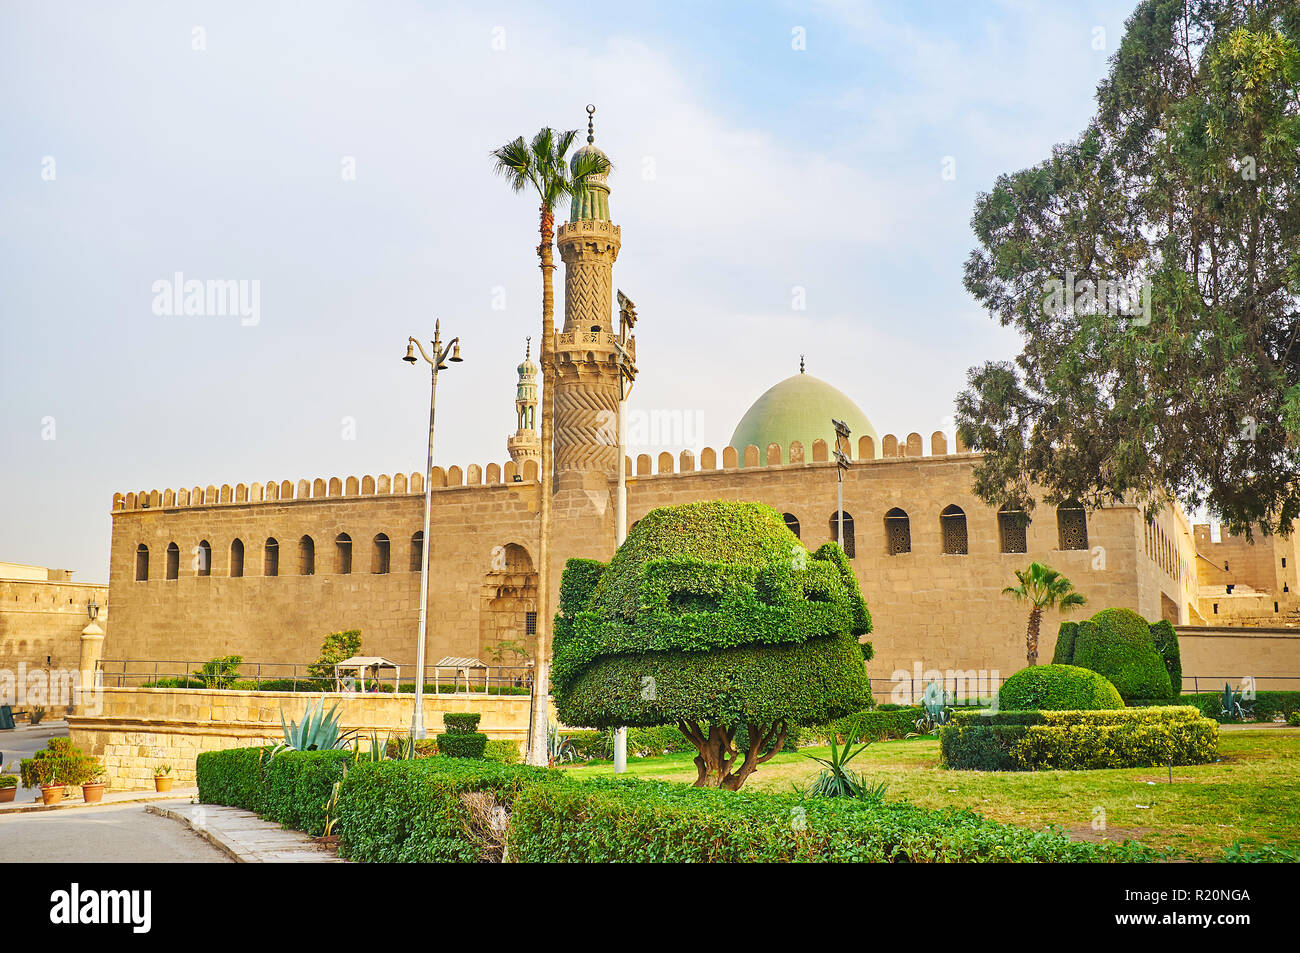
{"left": 67, "top": 687, "right": 532, "bottom": 791}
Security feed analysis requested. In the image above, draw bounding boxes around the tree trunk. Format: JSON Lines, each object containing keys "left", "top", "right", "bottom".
{"left": 527, "top": 204, "right": 556, "bottom": 767}
{"left": 680, "top": 719, "right": 787, "bottom": 790}
{"left": 1026, "top": 607, "right": 1042, "bottom": 667}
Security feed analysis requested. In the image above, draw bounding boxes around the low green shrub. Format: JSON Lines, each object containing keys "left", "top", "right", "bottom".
{"left": 336, "top": 758, "right": 554, "bottom": 862}
{"left": 0, "top": 775, "right": 18, "bottom": 789}
{"left": 483, "top": 740, "right": 521, "bottom": 764}
{"left": 997, "top": 665, "right": 1123, "bottom": 711}
{"left": 263, "top": 749, "right": 353, "bottom": 835}
{"left": 200, "top": 746, "right": 1158, "bottom": 862}
{"left": 805, "top": 707, "right": 923, "bottom": 744}
{"left": 436, "top": 712, "right": 487, "bottom": 759}
{"left": 443, "top": 713, "right": 481, "bottom": 733}
{"left": 1289, "top": 712, "right": 1300, "bottom": 728}
{"left": 195, "top": 746, "right": 276, "bottom": 814}
{"left": 1137, "top": 691, "right": 1300, "bottom": 723}
{"left": 509, "top": 776, "right": 1154, "bottom": 863}
{"left": 940, "top": 706, "right": 1218, "bottom": 771}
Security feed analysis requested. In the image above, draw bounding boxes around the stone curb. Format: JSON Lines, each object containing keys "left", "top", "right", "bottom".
{"left": 146, "top": 802, "right": 347, "bottom": 863}
{"left": 0, "top": 788, "right": 199, "bottom": 815}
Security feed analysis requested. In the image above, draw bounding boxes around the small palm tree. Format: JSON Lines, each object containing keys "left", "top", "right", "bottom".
{"left": 491, "top": 127, "right": 608, "bottom": 766}
{"left": 1003, "top": 562, "right": 1086, "bottom": 666}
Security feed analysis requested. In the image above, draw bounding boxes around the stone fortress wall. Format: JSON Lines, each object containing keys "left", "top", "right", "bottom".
{"left": 0, "top": 563, "right": 107, "bottom": 676}
{"left": 101, "top": 426, "right": 1243, "bottom": 690}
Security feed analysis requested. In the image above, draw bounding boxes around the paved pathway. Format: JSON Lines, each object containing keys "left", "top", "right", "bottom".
{"left": 146, "top": 803, "right": 346, "bottom": 862}
{"left": 0, "top": 801, "right": 230, "bottom": 862}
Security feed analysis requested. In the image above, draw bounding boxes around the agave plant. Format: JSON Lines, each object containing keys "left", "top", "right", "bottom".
{"left": 910, "top": 679, "right": 952, "bottom": 736}
{"left": 1220, "top": 682, "right": 1254, "bottom": 723}
{"left": 547, "top": 722, "right": 574, "bottom": 767}
{"left": 804, "top": 719, "right": 879, "bottom": 798}
{"left": 278, "top": 699, "right": 354, "bottom": 752}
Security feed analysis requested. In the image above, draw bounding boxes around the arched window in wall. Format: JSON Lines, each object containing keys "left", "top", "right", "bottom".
{"left": 829, "top": 511, "right": 856, "bottom": 558}
{"left": 884, "top": 508, "right": 911, "bottom": 555}
{"left": 783, "top": 513, "right": 801, "bottom": 539}
{"left": 165, "top": 542, "right": 180, "bottom": 580}
{"left": 230, "top": 539, "right": 245, "bottom": 578}
{"left": 1057, "top": 502, "right": 1089, "bottom": 551}
{"left": 410, "top": 532, "right": 424, "bottom": 572}
{"left": 135, "top": 544, "right": 150, "bottom": 581}
{"left": 335, "top": 533, "right": 352, "bottom": 574}
{"left": 940, "top": 505, "right": 968, "bottom": 555}
{"left": 196, "top": 540, "right": 212, "bottom": 577}
{"left": 372, "top": 534, "right": 390, "bottom": 574}
{"left": 998, "top": 505, "right": 1028, "bottom": 554}
{"left": 264, "top": 537, "right": 279, "bottom": 577}
{"left": 299, "top": 536, "right": 315, "bottom": 576}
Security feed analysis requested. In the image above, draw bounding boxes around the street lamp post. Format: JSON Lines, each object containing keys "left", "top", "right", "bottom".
{"left": 832, "top": 418, "right": 851, "bottom": 550}
{"left": 403, "top": 320, "right": 463, "bottom": 738}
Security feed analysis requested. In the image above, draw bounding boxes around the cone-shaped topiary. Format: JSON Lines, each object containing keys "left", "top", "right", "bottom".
{"left": 998, "top": 664, "right": 1124, "bottom": 711}
{"left": 552, "top": 500, "right": 872, "bottom": 790}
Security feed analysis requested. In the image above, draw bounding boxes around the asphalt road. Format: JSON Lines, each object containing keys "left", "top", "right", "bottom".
{"left": 0, "top": 803, "right": 231, "bottom": 863}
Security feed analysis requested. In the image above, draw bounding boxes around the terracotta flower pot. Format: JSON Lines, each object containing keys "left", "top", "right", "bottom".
{"left": 40, "top": 784, "right": 64, "bottom": 806}
{"left": 82, "top": 782, "right": 106, "bottom": 804}
{"left": 154, "top": 776, "right": 173, "bottom": 793}
{"left": 0, "top": 787, "right": 16, "bottom": 803}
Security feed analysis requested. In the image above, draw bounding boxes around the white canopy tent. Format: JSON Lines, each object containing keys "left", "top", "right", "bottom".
{"left": 333, "top": 655, "right": 400, "bottom": 693}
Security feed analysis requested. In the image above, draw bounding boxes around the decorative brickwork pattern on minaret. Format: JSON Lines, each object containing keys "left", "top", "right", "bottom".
{"left": 554, "top": 113, "right": 628, "bottom": 492}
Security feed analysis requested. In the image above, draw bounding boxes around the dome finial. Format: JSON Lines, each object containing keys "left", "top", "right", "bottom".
{"left": 525, "top": 335, "right": 531, "bottom": 359}
{"left": 800, "top": 354, "right": 806, "bottom": 374}
{"left": 586, "top": 104, "right": 596, "bottom": 144}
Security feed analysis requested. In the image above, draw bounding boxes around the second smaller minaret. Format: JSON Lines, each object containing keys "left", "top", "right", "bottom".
{"left": 507, "top": 337, "right": 541, "bottom": 468}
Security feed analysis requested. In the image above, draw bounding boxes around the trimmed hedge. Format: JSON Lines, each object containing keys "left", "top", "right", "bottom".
{"left": 940, "top": 706, "right": 1218, "bottom": 771}
{"left": 1061, "top": 608, "right": 1173, "bottom": 700}
{"left": 805, "top": 707, "right": 924, "bottom": 744}
{"left": 336, "top": 758, "right": 554, "bottom": 863}
{"left": 509, "top": 775, "right": 1152, "bottom": 863}
{"left": 264, "top": 749, "right": 354, "bottom": 835}
{"left": 199, "top": 747, "right": 1158, "bottom": 862}
{"left": 1143, "top": 690, "right": 1300, "bottom": 723}
{"left": 195, "top": 746, "right": 275, "bottom": 815}
{"left": 997, "top": 664, "right": 1123, "bottom": 711}
{"left": 437, "top": 711, "right": 487, "bottom": 759}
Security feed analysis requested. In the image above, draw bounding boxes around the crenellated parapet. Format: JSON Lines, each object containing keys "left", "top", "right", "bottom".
{"left": 620, "top": 429, "right": 974, "bottom": 479}
{"left": 111, "top": 460, "right": 541, "bottom": 513}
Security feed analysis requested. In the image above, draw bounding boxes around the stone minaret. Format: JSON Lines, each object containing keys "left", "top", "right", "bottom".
{"left": 507, "top": 337, "right": 541, "bottom": 468}
{"left": 554, "top": 107, "right": 630, "bottom": 493}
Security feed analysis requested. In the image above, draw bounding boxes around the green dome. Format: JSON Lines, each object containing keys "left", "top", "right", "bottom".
{"left": 729, "top": 371, "right": 879, "bottom": 463}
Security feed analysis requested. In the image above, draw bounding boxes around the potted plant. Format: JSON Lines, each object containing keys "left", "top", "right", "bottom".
{"left": 32, "top": 758, "right": 64, "bottom": 805}
{"left": 81, "top": 764, "right": 107, "bottom": 804}
{"left": 0, "top": 773, "right": 17, "bottom": 804}
{"left": 153, "top": 764, "right": 174, "bottom": 792}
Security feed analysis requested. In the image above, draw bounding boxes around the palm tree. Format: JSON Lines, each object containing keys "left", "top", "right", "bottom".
{"left": 1002, "top": 562, "right": 1086, "bottom": 667}
{"left": 491, "top": 127, "right": 609, "bottom": 766}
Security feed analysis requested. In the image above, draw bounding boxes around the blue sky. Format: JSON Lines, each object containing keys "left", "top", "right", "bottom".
{"left": 0, "top": 0, "right": 1142, "bottom": 581}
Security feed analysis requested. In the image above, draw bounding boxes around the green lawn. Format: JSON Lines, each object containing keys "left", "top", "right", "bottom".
{"left": 561, "top": 728, "right": 1300, "bottom": 860}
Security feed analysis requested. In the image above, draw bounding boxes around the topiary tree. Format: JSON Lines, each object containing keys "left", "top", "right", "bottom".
{"left": 552, "top": 501, "right": 873, "bottom": 790}
{"left": 1002, "top": 562, "right": 1087, "bottom": 666}
{"left": 998, "top": 664, "right": 1124, "bottom": 711}
{"left": 1055, "top": 608, "right": 1173, "bottom": 701}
